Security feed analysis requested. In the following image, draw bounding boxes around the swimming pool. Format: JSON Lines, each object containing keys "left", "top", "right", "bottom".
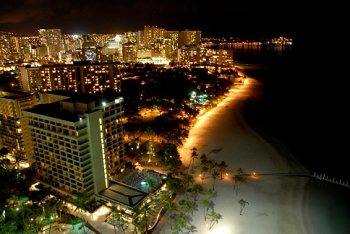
{"left": 137, "top": 178, "right": 157, "bottom": 191}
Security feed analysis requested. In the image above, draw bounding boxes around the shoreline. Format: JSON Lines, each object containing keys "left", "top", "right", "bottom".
{"left": 154, "top": 74, "right": 311, "bottom": 233}
{"left": 153, "top": 66, "right": 350, "bottom": 233}
{"left": 234, "top": 66, "right": 350, "bottom": 234}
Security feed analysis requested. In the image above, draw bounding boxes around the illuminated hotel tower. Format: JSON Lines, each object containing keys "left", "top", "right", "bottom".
{"left": 23, "top": 91, "right": 125, "bottom": 197}
{"left": 0, "top": 90, "right": 39, "bottom": 163}
{"left": 18, "top": 62, "right": 122, "bottom": 94}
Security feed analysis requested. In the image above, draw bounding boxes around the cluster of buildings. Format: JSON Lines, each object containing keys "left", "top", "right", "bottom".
{"left": 0, "top": 25, "right": 233, "bottom": 68}
{"left": 0, "top": 88, "right": 131, "bottom": 205}
{"left": 0, "top": 25, "right": 236, "bottom": 211}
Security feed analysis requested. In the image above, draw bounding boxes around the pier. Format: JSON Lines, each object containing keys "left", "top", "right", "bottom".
{"left": 244, "top": 172, "right": 350, "bottom": 189}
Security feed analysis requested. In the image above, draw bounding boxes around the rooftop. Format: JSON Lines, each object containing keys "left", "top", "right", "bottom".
{"left": 23, "top": 102, "right": 81, "bottom": 122}
{"left": 0, "top": 89, "right": 36, "bottom": 99}
{"left": 98, "top": 181, "right": 149, "bottom": 209}
{"left": 45, "top": 90, "right": 119, "bottom": 104}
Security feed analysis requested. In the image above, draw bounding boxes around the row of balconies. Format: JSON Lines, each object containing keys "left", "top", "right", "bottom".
{"left": 29, "top": 121, "right": 88, "bottom": 137}
{"left": 0, "top": 131, "right": 22, "bottom": 138}
{"left": 34, "top": 151, "right": 89, "bottom": 167}
{"left": 31, "top": 131, "right": 89, "bottom": 147}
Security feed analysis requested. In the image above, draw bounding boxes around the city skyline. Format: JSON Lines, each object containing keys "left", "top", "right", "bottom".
{"left": 0, "top": 0, "right": 305, "bottom": 39}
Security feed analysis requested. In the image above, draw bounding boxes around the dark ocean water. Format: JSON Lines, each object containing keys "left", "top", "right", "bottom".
{"left": 230, "top": 43, "right": 350, "bottom": 233}
{"left": 226, "top": 42, "right": 350, "bottom": 183}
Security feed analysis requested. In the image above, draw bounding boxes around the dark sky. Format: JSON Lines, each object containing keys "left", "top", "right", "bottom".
{"left": 0, "top": 0, "right": 331, "bottom": 39}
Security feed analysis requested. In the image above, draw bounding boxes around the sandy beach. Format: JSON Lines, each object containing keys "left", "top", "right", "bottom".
{"left": 153, "top": 72, "right": 312, "bottom": 233}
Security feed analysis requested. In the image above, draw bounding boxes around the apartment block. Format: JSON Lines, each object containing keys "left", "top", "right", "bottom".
{"left": 22, "top": 91, "right": 125, "bottom": 197}
{"left": 18, "top": 62, "right": 122, "bottom": 94}
{"left": 0, "top": 90, "right": 39, "bottom": 163}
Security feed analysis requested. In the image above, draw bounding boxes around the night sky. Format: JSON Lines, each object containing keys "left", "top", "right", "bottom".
{"left": 0, "top": 0, "right": 336, "bottom": 39}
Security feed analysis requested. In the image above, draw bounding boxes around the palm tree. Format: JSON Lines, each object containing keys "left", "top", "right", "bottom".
{"left": 217, "top": 161, "right": 228, "bottom": 179}
{"left": 199, "top": 154, "right": 208, "bottom": 166}
{"left": 206, "top": 159, "right": 217, "bottom": 174}
{"left": 116, "top": 208, "right": 128, "bottom": 234}
{"left": 183, "top": 174, "right": 194, "bottom": 198}
{"left": 164, "top": 201, "right": 178, "bottom": 229}
{"left": 110, "top": 205, "right": 120, "bottom": 234}
{"left": 232, "top": 174, "right": 247, "bottom": 196}
{"left": 130, "top": 205, "right": 142, "bottom": 234}
{"left": 191, "top": 184, "right": 204, "bottom": 202}
{"left": 0, "top": 220, "right": 17, "bottom": 233}
{"left": 140, "top": 201, "right": 152, "bottom": 233}
{"left": 236, "top": 167, "right": 244, "bottom": 175}
{"left": 180, "top": 199, "right": 196, "bottom": 216}
{"left": 17, "top": 203, "right": 35, "bottom": 234}
{"left": 238, "top": 199, "right": 249, "bottom": 215}
{"left": 207, "top": 210, "right": 221, "bottom": 230}
{"left": 200, "top": 165, "right": 209, "bottom": 185}
{"left": 158, "top": 190, "right": 172, "bottom": 205}
{"left": 165, "top": 174, "right": 182, "bottom": 192}
{"left": 43, "top": 196, "right": 61, "bottom": 234}
{"left": 60, "top": 205, "right": 74, "bottom": 231}
{"left": 205, "top": 188, "right": 218, "bottom": 201}
{"left": 211, "top": 171, "right": 220, "bottom": 190}
{"left": 200, "top": 198, "right": 212, "bottom": 221}
{"left": 145, "top": 177, "right": 156, "bottom": 193}
{"left": 71, "top": 191, "right": 90, "bottom": 234}
{"left": 188, "top": 147, "right": 198, "bottom": 173}
{"left": 173, "top": 211, "right": 189, "bottom": 234}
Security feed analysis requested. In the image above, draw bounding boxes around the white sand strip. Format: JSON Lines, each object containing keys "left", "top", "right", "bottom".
{"left": 154, "top": 74, "right": 311, "bottom": 233}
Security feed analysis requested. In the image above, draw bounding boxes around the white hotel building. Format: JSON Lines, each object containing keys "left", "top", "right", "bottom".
{"left": 23, "top": 91, "right": 125, "bottom": 197}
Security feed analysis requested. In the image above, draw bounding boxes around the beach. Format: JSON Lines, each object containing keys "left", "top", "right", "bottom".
{"left": 152, "top": 68, "right": 350, "bottom": 233}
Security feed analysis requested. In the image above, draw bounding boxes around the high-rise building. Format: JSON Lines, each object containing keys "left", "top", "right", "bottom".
{"left": 0, "top": 32, "right": 21, "bottom": 62}
{"left": 22, "top": 91, "right": 125, "bottom": 197}
{"left": 62, "top": 34, "right": 83, "bottom": 53}
{"left": 179, "top": 30, "right": 201, "bottom": 48}
{"left": 163, "top": 31, "right": 179, "bottom": 49}
{"left": 143, "top": 25, "right": 165, "bottom": 48}
{"left": 38, "top": 27, "right": 48, "bottom": 46}
{"left": 47, "top": 29, "right": 63, "bottom": 57}
{"left": 18, "top": 62, "right": 123, "bottom": 94}
{"left": 37, "top": 28, "right": 62, "bottom": 60}
{"left": 122, "top": 42, "right": 137, "bottom": 62}
{"left": 18, "top": 36, "right": 33, "bottom": 61}
{"left": 163, "top": 31, "right": 180, "bottom": 62}
{"left": 123, "top": 32, "right": 138, "bottom": 45}
{"left": 151, "top": 38, "right": 166, "bottom": 58}
{"left": 178, "top": 45, "right": 201, "bottom": 65}
{"left": 0, "top": 90, "right": 39, "bottom": 164}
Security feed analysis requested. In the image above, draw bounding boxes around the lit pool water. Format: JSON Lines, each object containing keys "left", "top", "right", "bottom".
{"left": 137, "top": 178, "right": 156, "bottom": 191}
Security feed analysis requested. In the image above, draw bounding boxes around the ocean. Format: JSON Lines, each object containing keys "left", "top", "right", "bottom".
{"left": 226, "top": 42, "right": 350, "bottom": 233}
{"left": 225, "top": 42, "right": 350, "bottom": 183}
